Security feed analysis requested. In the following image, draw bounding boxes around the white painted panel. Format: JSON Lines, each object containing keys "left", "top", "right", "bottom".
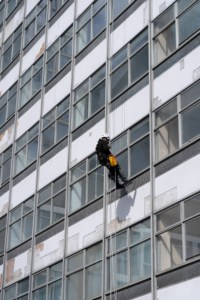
{"left": 107, "top": 182, "right": 151, "bottom": 236}
{"left": 0, "top": 124, "right": 15, "bottom": 154}
{"left": 11, "top": 171, "right": 37, "bottom": 209}
{"left": 155, "top": 154, "right": 200, "bottom": 210}
{"left": 74, "top": 40, "right": 106, "bottom": 87}
{"left": 26, "top": 0, "right": 40, "bottom": 16}
{"left": 0, "top": 191, "right": 9, "bottom": 217}
{"left": 38, "top": 147, "right": 68, "bottom": 190}
{"left": 4, "top": 5, "right": 24, "bottom": 41}
{"left": 43, "top": 72, "right": 71, "bottom": 116}
{"left": 76, "top": 0, "right": 93, "bottom": 17}
{"left": 47, "top": 3, "right": 74, "bottom": 48}
{"left": 34, "top": 231, "right": 64, "bottom": 272}
{"left": 5, "top": 249, "right": 31, "bottom": 286}
{"left": 67, "top": 210, "right": 103, "bottom": 255}
{"left": 109, "top": 85, "right": 149, "bottom": 139}
{"left": 110, "top": 1, "right": 148, "bottom": 57}
{"left": 70, "top": 119, "right": 105, "bottom": 166}
{"left": 16, "top": 100, "right": 41, "bottom": 140}
{"left": 157, "top": 276, "right": 200, "bottom": 300}
{"left": 0, "top": 63, "right": 20, "bottom": 95}
{"left": 154, "top": 46, "right": 200, "bottom": 108}
{"left": 21, "top": 35, "right": 45, "bottom": 74}
{"left": 152, "top": 0, "right": 175, "bottom": 19}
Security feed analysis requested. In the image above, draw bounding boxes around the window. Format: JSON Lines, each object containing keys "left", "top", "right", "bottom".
{"left": 0, "top": 215, "right": 6, "bottom": 254}
{"left": 0, "top": 146, "right": 12, "bottom": 186}
{"left": 46, "top": 26, "right": 73, "bottom": 83}
{"left": 4, "top": 278, "right": 29, "bottom": 300}
{"left": 32, "top": 262, "right": 62, "bottom": 300}
{"left": 8, "top": 197, "right": 34, "bottom": 249}
{"left": 111, "top": 116, "right": 150, "bottom": 180}
{"left": 2, "top": 25, "right": 22, "bottom": 70}
{"left": 70, "top": 154, "right": 103, "bottom": 213}
{"left": 14, "top": 123, "right": 39, "bottom": 175}
{"left": 19, "top": 56, "right": 43, "bottom": 108}
{"left": 107, "top": 219, "right": 151, "bottom": 291}
{"left": 0, "top": 83, "right": 17, "bottom": 128}
{"left": 41, "top": 97, "right": 69, "bottom": 154}
{"left": 0, "top": 1, "right": 5, "bottom": 26}
{"left": 37, "top": 174, "right": 66, "bottom": 232}
{"left": 155, "top": 80, "right": 200, "bottom": 161}
{"left": 153, "top": 1, "right": 200, "bottom": 65}
{"left": 50, "top": 0, "right": 67, "bottom": 18}
{"left": 24, "top": 0, "right": 47, "bottom": 46}
{"left": 111, "top": 29, "right": 148, "bottom": 99}
{"left": 76, "top": 0, "right": 106, "bottom": 53}
{"left": 6, "top": 0, "right": 22, "bottom": 17}
{"left": 111, "top": 0, "right": 131, "bottom": 20}
{"left": 156, "top": 193, "right": 200, "bottom": 272}
{"left": 66, "top": 242, "right": 103, "bottom": 300}
{"left": 73, "top": 65, "right": 106, "bottom": 129}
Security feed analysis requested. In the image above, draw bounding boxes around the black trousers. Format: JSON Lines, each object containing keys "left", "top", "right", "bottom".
{"left": 107, "top": 164, "right": 127, "bottom": 186}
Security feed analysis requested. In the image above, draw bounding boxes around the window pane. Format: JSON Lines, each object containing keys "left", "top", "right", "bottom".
{"left": 108, "top": 251, "right": 128, "bottom": 290}
{"left": 50, "top": 0, "right": 62, "bottom": 17}
{"left": 53, "top": 175, "right": 66, "bottom": 195}
{"left": 23, "top": 197, "right": 34, "bottom": 214}
{"left": 47, "top": 40, "right": 59, "bottom": 60}
{"left": 130, "top": 219, "right": 151, "bottom": 245}
{"left": 131, "top": 44, "right": 148, "bottom": 82}
{"left": 42, "top": 123, "right": 55, "bottom": 153}
{"left": 38, "top": 185, "right": 51, "bottom": 204}
{"left": 67, "top": 252, "right": 83, "bottom": 272}
{"left": 178, "top": 2, "right": 200, "bottom": 44}
{"left": 86, "top": 262, "right": 102, "bottom": 299}
{"left": 66, "top": 271, "right": 83, "bottom": 300}
{"left": 77, "top": 8, "right": 90, "bottom": 30}
{"left": 88, "top": 154, "right": 98, "bottom": 171}
{"left": 157, "top": 205, "right": 180, "bottom": 231}
{"left": 181, "top": 102, "right": 200, "bottom": 144}
{"left": 18, "top": 278, "right": 29, "bottom": 296}
{"left": 181, "top": 81, "right": 200, "bottom": 109}
{"left": 2, "top": 158, "right": 11, "bottom": 184}
{"left": 157, "top": 226, "right": 182, "bottom": 272}
{"left": 32, "top": 287, "right": 46, "bottom": 300}
{"left": 112, "top": 0, "right": 129, "bottom": 19}
{"left": 73, "top": 96, "right": 89, "bottom": 128}
{"left": 27, "top": 137, "right": 38, "bottom": 165}
{"left": 60, "top": 40, "right": 72, "bottom": 68}
{"left": 90, "top": 81, "right": 105, "bottom": 115}
{"left": 130, "top": 29, "right": 148, "bottom": 54}
{"left": 154, "top": 5, "right": 174, "bottom": 34}
{"left": 74, "top": 81, "right": 89, "bottom": 103}
{"left": 71, "top": 162, "right": 86, "bottom": 182}
{"left": 15, "top": 148, "right": 26, "bottom": 174}
{"left": 28, "top": 123, "right": 39, "bottom": 141}
{"left": 184, "top": 193, "right": 200, "bottom": 218}
{"left": 9, "top": 220, "right": 21, "bottom": 248}
{"left": 49, "top": 262, "right": 62, "bottom": 281}
{"left": 177, "top": 0, "right": 196, "bottom": 14}
{"left": 25, "top": 21, "right": 35, "bottom": 45}
{"left": 43, "top": 109, "right": 55, "bottom": 129}
{"left": 130, "top": 136, "right": 149, "bottom": 176}
{"left": 91, "top": 65, "right": 105, "bottom": 88}
{"left": 10, "top": 206, "right": 21, "bottom": 223}
{"left": 93, "top": 0, "right": 106, "bottom": 14}
{"left": 93, "top": 7, "right": 106, "bottom": 38}
{"left": 130, "top": 117, "right": 149, "bottom": 143}
{"left": 88, "top": 167, "right": 103, "bottom": 202}
{"left": 70, "top": 178, "right": 86, "bottom": 212}
{"left": 155, "top": 99, "right": 177, "bottom": 126}
{"left": 37, "top": 7, "right": 46, "bottom": 32}
{"left": 7, "top": 95, "right": 16, "bottom": 118}
{"left": 61, "top": 27, "right": 73, "bottom": 46}
{"left": 57, "top": 97, "right": 69, "bottom": 116}
{"left": 155, "top": 117, "right": 178, "bottom": 161}
{"left": 2, "top": 47, "right": 12, "bottom": 70}
{"left": 86, "top": 243, "right": 102, "bottom": 265}
{"left": 37, "top": 200, "right": 51, "bottom": 231}
{"left": 34, "top": 271, "right": 47, "bottom": 288}
{"left": 185, "top": 217, "right": 200, "bottom": 259}
{"left": 22, "top": 212, "right": 33, "bottom": 241}
{"left": 111, "top": 62, "right": 128, "bottom": 99}
{"left": 77, "top": 22, "right": 91, "bottom": 53}
{"left": 49, "top": 279, "right": 62, "bottom": 300}
{"left": 4, "top": 285, "right": 16, "bottom": 300}
{"left": 154, "top": 23, "right": 176, "bottom": 65}
{"left": 0, "top": 229, "right": 5, "bottom": 253}
{"left": 117, "top": 150, "right": 128, "bottom": 179}
{"left": 111, "top": 133, "right": 127, "bottom": 154}
{"left": 46, "top": 54, "right": 59, "bottom": 82}
{"left": 0, "top": 106, "right": 6, "bottom": 127}
{"left": 56, "top": 112, "right": 69, "bottom": 142}
{"left": 108, "top": 231, "right": 127, "bottom": 254}
{"left": 18, "top": 295, "right": 28, "bottom": 300}
{"left": 13, "top": 34, "right": 21, "bottom": 58}
{"left": 16, "top": 134, "right": 27, "bottom": 152}
{"left": 130, "top": 240, "right": 151, "bottom": 282}
{"left": 20, "top": 81, "right": 32, "bottom": 107}
{"left": 52, "top": 190, "right": 65, "bottom": 223}
{"left": 32, "top": 69, "right": 42, "bottom": 95}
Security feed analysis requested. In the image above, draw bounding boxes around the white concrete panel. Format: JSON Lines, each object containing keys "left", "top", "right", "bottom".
{"left": 26, "top": 0, "right": 40, "bottom": 16}
{"left": 155, "top": 154, "right": 200, "bottom": 211}
{"left": 0, "top": 63, "right": 20, "bottom": 95}
{"left": 110, "top": 1, "right": 148, "bottom": 57}
{"left": 11, "top": 171, "right": 37, "bottom": 209}
{"left": 4, "top": 5, "right": 24, "bottom": 41}
{"left": 67, "top": 210, "right": 103, "bottom": 255}
{"left": 0, "top": 191, "right": 9, "bottom": 217}
{"left": 76, "top": 0, "right": 93, "bottom": 17}
{"left": 5, "top": 249, "right": 31, "bottom": 286}
{"left": 157, "top": 276, "right": 200, "bottom": 300}
{"left": 43, "top": 72, "right": 71, "bottom": 116}
{"left": 154, "top": 46, "right": 200, "bottom": 108}
{"left": 74, "top": 40, "right": 106, "bottom": 87}
{"left": 33, "top": 231, "right": 64, "bottom": 272}
{"left": 38, "top": 147, "right": 68, "bottom": 190}
{"left": 132, "top": 294, "right": 151, "bottom": 300}
{"left": 109, "top": 85, "right": 149, "bottom": 139}
{"left": 107, "top": 182, "right": 151, "bottom": 236}
{"left": 47, "top": 3, "right": 74, "bottom": 48}
{"left": 152, "top": 0, "right": 175, "bottom": 19}
{"left": 70, "top": 118, "right": 105, "bottom": 166}
{"left": 21, "top": 35, "right": 45, "bottom": 74}
{"left": 16, "top": 100, "right": 41, "bottom": 140}
{"left": 0, "top": 124, "right": 15, "bottom": 154}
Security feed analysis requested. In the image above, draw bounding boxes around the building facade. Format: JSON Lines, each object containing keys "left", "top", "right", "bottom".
{"left": 0, "top": 0, "right": 200, "bottom": 299}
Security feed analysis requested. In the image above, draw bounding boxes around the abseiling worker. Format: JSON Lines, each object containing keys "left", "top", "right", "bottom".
{"left": 95, "top": 133, "right": 129, "bottom": 189}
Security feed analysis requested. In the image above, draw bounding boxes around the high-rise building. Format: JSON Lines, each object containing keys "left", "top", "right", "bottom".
{"left": 0, "top": 0, "right": 200, "bottom": 299}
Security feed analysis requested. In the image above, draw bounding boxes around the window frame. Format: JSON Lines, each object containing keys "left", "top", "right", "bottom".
{"left": 49, "top": 0, "right": 68, "bottom": 18}
{"left": 0, "top": 215, "right": 7, "bottom": 254}
{"left": 0, "top": 82, "right": 17, "bottom": 128}
{"left": 6, "top": 0, "right": 22, "bottom": 18}
{"left": 3, "top": 277, "right": 29, "bottom": 300}
{"left": 0, "top": 146, "right": 13, "bottom": 187}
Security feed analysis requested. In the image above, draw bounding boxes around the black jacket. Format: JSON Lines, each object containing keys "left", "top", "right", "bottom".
{"left": 96, "top": 138, "right": 111, "bottom": 166}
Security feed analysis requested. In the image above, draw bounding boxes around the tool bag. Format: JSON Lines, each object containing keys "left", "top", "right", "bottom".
{"left": 108, "top": 155, "right": 118, "bottom": 167}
